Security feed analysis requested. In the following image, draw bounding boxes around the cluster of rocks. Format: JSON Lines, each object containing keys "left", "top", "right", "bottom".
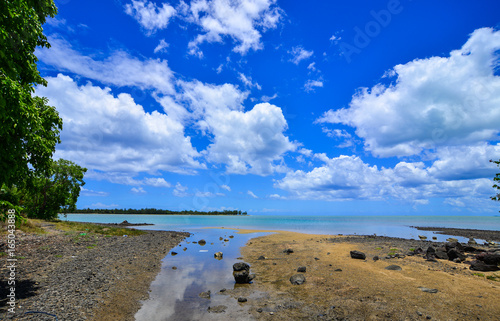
{"left": 421, "top": 241, "right": 500, "bottom": 271}
{"left": 350, "top": 241, "right": 500, "bottom": 272}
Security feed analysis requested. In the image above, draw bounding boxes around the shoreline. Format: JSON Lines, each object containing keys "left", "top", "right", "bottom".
{"left": 1, "top": 223, "right": 498, "bottom": 320}
{"left": 0, "top": 224, "right": 189, "bottom": 321}
{"left": 412, "top": 226, "right": 500, "bottom": 242}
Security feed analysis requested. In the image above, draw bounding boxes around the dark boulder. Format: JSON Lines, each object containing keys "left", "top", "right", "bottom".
{"left": 233, "top": 262, "right": 250, "bottom": 271}
{"left": 470, "top": 260, "right": 500, "bottom": 272}
{"left": 198, "top": 239, "right": 206, "bottom": 246}
{"left": 447, "top": 249, "right": 466, "bottom": 262}
{"left": 435, "top": 247, "right": 449, "bottom": 260}
{"left": 445, "top": 242, "right": 464, "bottom": 252}
{"left": 373, "top": 256, "right": 379, "bottom": 261}
{"left": 233, "top": 262, "right": 254, "bottom": 283}
{"left": 290, "top": 274, "right": 306, "bottom": 285}
{"left": 350, "top": 250, "right": 366, "bottom": 260}
{"left": 297, "top": 266, "right": 306, "bottom": 272}
{"left": 462, "top": 246, "right": 485, "bottom": 253}
{"left": 257, "top": 255, "right": 266, "bottom": 260}
{"left": 283, "top": 248, "right": 294, "bottom": 254}
{"left": 425, "top": 246, "right": 438, "bottom": 260}
{"left": 233, "top": 270, "right": 255, "bottom": 283}
{"left": 476, "top": 253, "right": 500, "bottom": 265}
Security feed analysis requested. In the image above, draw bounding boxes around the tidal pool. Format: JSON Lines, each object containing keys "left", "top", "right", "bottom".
{"left": 135, "top": 228, "right": 268, "bottom": 321}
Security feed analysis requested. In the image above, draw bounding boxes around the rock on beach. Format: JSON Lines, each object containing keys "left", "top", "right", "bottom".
{"left": 350, "top": 250, "right": 366, "bottom": 260}
{"left": 290, "top": 274, "right": 306, "bottom": 285}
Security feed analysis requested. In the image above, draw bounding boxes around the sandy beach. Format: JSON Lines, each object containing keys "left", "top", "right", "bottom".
{"left": 223, "top": 230, "right": 500, "bottom": 320}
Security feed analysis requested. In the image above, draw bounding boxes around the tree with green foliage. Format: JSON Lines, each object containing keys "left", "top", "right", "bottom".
{"left": 22, "top": 159, "right": 87, "bottom": 220}
{"left": 0, "top": 184, "right": 25, "bottom": 225}
{"left": 0, "top": 0, "right": 62, "bottom": 187}
{"left": 492, "top": 160, "right": 500, "bottom": 210}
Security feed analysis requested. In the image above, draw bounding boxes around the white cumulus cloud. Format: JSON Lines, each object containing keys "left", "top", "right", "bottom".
{"left": 203, "top": 103, "right": 297, "bottom": 175}
{"left": 317, "top": 28, "right": 500, "bottom": 158}
{"left": 276, "top": 149, "right": 499, "bottom": 210}
{"left": 185, "top": 0, "right": 282, "bottom": 56}
{"left": 125, "top": 0, "right": 176, "bottom": 34}
{"left": 36, "top": 74, "right": 203, "bottom": 177}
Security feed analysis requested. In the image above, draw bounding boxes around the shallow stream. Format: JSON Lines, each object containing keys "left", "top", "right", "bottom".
{"left": 134, "top": 228, "right": 267, "bottom": 321}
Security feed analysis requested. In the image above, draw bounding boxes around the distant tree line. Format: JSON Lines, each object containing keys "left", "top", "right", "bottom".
{"left": 64, "top": 208, "right": 248, "bottom": 215}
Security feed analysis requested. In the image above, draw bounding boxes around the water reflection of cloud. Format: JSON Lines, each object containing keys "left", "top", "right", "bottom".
{"left": 135, "top": 231, "right": 262, "bottom": 320}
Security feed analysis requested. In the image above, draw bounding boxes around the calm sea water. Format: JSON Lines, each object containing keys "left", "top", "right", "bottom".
{"left": 61, "top": 214, "right": 500, "bottom": 242}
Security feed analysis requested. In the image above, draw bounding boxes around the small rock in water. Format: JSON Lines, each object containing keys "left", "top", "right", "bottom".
{"left": 290, "top": 274, "right": 306, "bottom": 285}
{"left": 418, "top": 287, "right": 438, "bottom": 293}
{"left": 214, "top": 252, "right": 223, "bottom": 260}
{"left": 171, "top": 251, "right": 178, "bottom": 256}
{"left": 446, "top": 238, "right": 459, "bottom": 243}
{"left": 207, "top": 305, "right": 227, "bottom": 313}
{"left": 350, "top": 250, "right": 366, "bottom": 260}
{"left": 198, "top": 239, "right": 206, "bottom": 246}
{"left": 199, "top": 290, "right": 211, "bottom": 299}
{"left": 418, "top": 235, "right": 427, "bottom": 240}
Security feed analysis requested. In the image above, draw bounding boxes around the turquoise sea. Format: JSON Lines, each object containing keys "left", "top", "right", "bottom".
{"left": 62, "top": 214, "right": 500, "bottom": 242}
{"left": 61, "top": 214, "right": 499, "bottom": 320}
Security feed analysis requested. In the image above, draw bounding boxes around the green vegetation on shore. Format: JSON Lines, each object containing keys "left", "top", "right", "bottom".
{"left": 65, "top": 208, "right": 248, "bottom": 215}
{"left": 56, "top": 220, "right": 145, "bottom": 236}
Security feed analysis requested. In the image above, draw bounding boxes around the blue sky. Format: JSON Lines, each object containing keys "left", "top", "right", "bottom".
{"left": 35, "top": 0, "right": 500, "bottom": 215}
